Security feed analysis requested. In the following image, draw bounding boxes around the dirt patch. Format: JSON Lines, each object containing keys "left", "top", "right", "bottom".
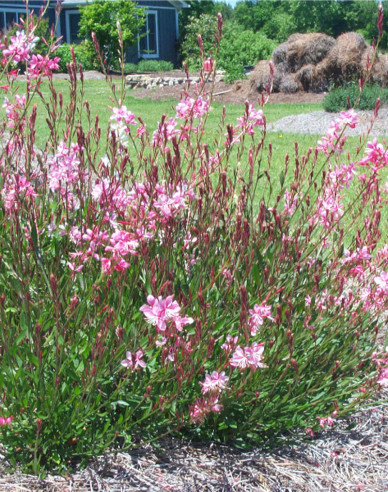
{"left": 130, "top": 79, "right": 326, "bottom": 106}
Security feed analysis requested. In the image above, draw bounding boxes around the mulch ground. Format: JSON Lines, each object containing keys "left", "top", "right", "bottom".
{"left": 0, "top": 390, "right": 387, "bottom": 491}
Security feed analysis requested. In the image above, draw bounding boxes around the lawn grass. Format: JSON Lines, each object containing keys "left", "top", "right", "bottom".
{"left": 0, "top": 77, "right": 367, "bottom": 187}
{"left": 2, "top": 78, "right": 323, "bottom": 152}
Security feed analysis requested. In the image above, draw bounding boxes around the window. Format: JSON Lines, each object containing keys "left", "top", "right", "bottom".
{"left": 0, "top": 9, "right": 26, "bottom": 32}
{"left": 65, "top": 10, "right": 81, "bottom": 44}
{"left": 139, "top": 11, "right": 159, "bottom": 58}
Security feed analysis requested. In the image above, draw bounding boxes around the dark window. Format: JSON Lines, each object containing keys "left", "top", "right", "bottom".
{"left": 0, "top": 10, "right": 24, "bottom": 32}
{"left": 69, "top": 13, "right": 81, "bottom": 44}
{"left": 139, "top": 12, "right": 158, "bottom": 57}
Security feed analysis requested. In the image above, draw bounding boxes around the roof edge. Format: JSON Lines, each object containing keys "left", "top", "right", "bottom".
{"left": 167, "top": 1, "right": 190, "bottom": 9}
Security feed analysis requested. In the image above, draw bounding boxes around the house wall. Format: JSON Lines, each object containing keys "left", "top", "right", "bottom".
{"left": 128, "top": 0, "right": 179, "bottom": 65}
{"left": 0, "top": 0, "right": 56, "bottom": 31}
{"left": 0, "top": 0, "right": 182, "bottom": 66}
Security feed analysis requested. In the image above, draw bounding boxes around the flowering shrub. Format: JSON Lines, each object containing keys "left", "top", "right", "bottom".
{"left": 0, "top": 8, "right": 387, "bottom": 473}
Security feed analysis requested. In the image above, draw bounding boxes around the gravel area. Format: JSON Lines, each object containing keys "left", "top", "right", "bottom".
{"left": 268, "top": 108, "right": 388, "bottom": 137}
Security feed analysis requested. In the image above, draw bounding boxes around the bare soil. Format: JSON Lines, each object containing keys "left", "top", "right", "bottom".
{"left": 126, "top": 71, "right": 326, "bottom": 106}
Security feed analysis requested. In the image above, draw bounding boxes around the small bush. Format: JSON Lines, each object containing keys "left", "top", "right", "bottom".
{"left": 181, "top": 16, "right": 275, "bottom": 82}
{"left": 123, "top": 60, "right": 174, "bottom": 74}
{"left": 55, "top": 41, "right": 99, "bottom": 72}
{"left": 124, "top": 62, "right": 138, "bottom": 73}
{"left": 323, "top": 83, "right": 388, "bottom": 112}
{"left": 0, "top": 12, "right": 387, "bottom": 475}
{"left": 137, "top": 59, "right": 174, "bottom": 72}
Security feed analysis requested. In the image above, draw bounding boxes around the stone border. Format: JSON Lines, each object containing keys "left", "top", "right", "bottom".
{"left": 126, "top": 72, "right": 225, "bottom": 90}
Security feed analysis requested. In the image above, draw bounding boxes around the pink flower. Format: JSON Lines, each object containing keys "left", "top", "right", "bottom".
{"left": 221, "top": 334, "right": 238, "bottom": 352}
{"left": 283, "top": 189, "right": 298, "bottom": 216}
{"left": 203, "top": 57, "right": 214, "bottom": 72}
{"left": 2, "top": 94, "right": 26, "bottom": 128}
{"left": 230, "top": 343, "right": 266, "bottom": 370}
{"left": 189, "top": 394, "right": 222, "bottom": 424}
{"left": 28, "top": 54, "right": 60, "bottom": 77}
{"left": 236, "top": 103, "right": 265, "bottom": 134}
{"left": 248, "top": 302, "right": 272, "bottom": 335}
{"left": 110, "top": 105, "right": 137, "bottom": 126}
{"left": 199, "top": 371, "right": 229, "bottom": 394}
{"left": 374, "top": 271, "right": 388, "bottom": 293}
{"left": 174, "top": 315, "right": 194, "bottom": 332}
{"left": 317, "top": 416, "right": 336, "bottom": 429}
{"left": 67, "top": 262, "right": 84, "bottom": 273}
{"left": 245, "top": 342, "right": 267, "bottom": 369}
{"left": 378, "top": 368, "right": 388, "bottom": 387}
{"left": 176, "top": 96, "right": 209, "bottom": 119}
{"left": 336, "top": 109, "right": 358, "bottom": 129}
{"left": 0, "top": 416, "right": 13, "bottom": 426}
{"left": 109, "top": 106, "right": 137, "bottom": 144}
{"left": 47, "top": 141, "right": 84, "bottom": 193}
{"left": 230, "top": 346, "right": 249, "bottom": 369}
{"left": 121, "top": 349, "right": 146, "bottom": 371}
{"left": 317, "top": 416, "right": 327, "bottom": 428}
{"left": 140, "top": 295, "right": 181, "bottom": 332}
{"left": 3, "top": 29, "right": 38, "bottom": 63}
{"left": 359, "top": 138, "right": 388, "bottom": 169}
{"left": 305, "top": 427, "right": 314, "bottom": 437}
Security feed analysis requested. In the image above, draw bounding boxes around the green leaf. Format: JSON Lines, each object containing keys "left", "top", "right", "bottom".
{"left": 31, "top": 222, "right": 38, "bottom": 250}
{"left": 279, "top": 170, "right": 285, "bottom": 188}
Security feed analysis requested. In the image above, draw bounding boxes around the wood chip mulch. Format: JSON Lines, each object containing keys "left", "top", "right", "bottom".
{"left": 0, "top": 390, "right": 387, "bottom": 491}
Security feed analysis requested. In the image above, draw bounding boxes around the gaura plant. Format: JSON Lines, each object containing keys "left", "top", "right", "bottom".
{"left": 0, "top": 3, "right": 387, "bottom": 474}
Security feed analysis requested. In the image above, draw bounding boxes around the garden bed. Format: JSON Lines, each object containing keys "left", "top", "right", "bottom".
{"left": 0, "top": 390, "right": 387, "bottom": 491}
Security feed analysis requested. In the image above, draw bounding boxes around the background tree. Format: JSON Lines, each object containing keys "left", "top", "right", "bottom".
{"left": 180, "top": 13, "right": 274, "bottom": 80}
{"left": 78, "top": 0, "right": 145, "bottom": 67}
{"left": 233, "top": 0, "right": 388, "bottom": 47}
{"left": 178, "top": 0, "right": 233, "bottom": 45}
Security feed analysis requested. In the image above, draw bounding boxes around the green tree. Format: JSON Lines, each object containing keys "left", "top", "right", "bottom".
{"left": 180, "top": 13, "right": 218, "bottom": 68}
{"left": 179, "top": 1, "right": 233, "bottom": 44}
{"left": 78, "top": 0, "right": 145, "bottom": 67}
{"left": 233, "top": 0, "right": 388, "bottom": 46}
{"left": 180, "top": 14, "right": 275, "bottom": 79}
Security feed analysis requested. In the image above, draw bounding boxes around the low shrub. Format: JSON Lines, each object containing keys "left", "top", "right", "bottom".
{"left": 137, "top": 59, "right": 174, "bottom": 72}
{"left": 323, "top": 83, "right": 388, "bottom": 112}
{"left": 123, "top": 62, "right": 138, "bottom": 73}
{"left": 54, "top": 41, "right": 99, "bottom": 72}
{"left": 0, "top": 12, "right": 387, "bottom": 475}
{"left": 123, "top": 60, "right": 174, "bottom": 74}
{"left": 181, "top": 15, "right": 275, "bottom": 81}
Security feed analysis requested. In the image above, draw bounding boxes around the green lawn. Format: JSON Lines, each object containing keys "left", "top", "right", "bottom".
{"left": 2, "top": 78, "right": 322, "bottom": 150}
{"left": 0, "top": 78, "right": 366, "bottom": 183}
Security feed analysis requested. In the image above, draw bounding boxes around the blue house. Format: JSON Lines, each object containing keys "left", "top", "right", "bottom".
{"left": 0, "top": 0, "right": 189, "bottom": 64}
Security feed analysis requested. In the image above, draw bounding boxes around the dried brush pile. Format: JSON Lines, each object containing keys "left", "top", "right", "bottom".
{"left": 244, "top": 30, "right": 388, "bottom": 97}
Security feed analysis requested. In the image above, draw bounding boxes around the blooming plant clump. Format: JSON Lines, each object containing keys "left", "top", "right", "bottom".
{"left": 0, "top": 5, "right": 387, "bottom": 473}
